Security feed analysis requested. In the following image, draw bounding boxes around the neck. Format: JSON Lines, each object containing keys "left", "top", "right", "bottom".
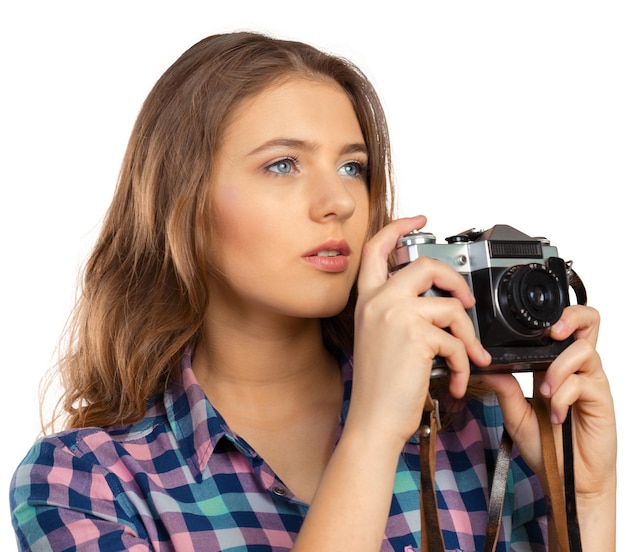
{"left": 192, "top": 306, "right": 340, "bottom": 425}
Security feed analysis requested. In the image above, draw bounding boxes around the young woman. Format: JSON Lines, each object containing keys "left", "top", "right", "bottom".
{"left": 10, "top": 32, "right": 616, "bottom": 551}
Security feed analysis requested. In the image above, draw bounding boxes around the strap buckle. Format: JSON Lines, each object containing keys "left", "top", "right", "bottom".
{"left": 420, "top": 397, "right": 441, "bottom": 436}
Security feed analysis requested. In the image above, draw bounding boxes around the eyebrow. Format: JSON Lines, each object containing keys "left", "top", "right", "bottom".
{"left": 247, "top": 138, "right": 368, "bottom": 157}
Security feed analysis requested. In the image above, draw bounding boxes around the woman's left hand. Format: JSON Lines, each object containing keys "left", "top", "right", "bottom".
{"left": 481, "top": 304, "right": 616, "bottom": 548}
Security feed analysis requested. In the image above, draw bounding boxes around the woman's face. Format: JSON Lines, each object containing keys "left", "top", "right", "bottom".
{"left": 208, "top": 77, "right": 370, "bottom": 321}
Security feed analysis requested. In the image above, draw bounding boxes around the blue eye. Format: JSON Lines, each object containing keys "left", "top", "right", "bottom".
{"left": 339, "top": 161, "right": 367, "bottom": 178}
{"left": 266, "top": 158, "right": 298, "bottom": 174}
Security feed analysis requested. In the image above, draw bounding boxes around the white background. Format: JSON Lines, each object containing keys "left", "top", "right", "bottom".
{"left": 2, "top": 1, "right": 624, "bottom": 548}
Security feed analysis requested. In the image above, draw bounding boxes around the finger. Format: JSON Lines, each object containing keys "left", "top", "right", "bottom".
{"left": 394, "top": 295, "right": 490, "bottom": 368}
{"left": 422, "top": 326, "right": 473, "bottom": 398}
{"left": 358, "top": 215, "right": 427, "bottom": 294}
{"left": 481, "top": 373, "right": 541, "bottom": 445}
{"left": 550, "top": 370, "right": 612, "bottom": 426}
{"left": 385, "top": 256, "right": 476, "bottom": 309}
{"left": 549, "top": 365, "right": 615, "bottom": 427}
{"left": 550, "top": 305, "right": 600, "bottom": 346}
{"left": 539, "top": 342, "right": 608, "bottom": 424}
{"left": 538, "top": 339, "right": 602, "bottom": 400}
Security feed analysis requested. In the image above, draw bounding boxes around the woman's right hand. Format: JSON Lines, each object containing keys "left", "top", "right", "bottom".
{"left": 294, "top": 215, "right": 492, "bottom": 551}
{"left": 348, "top": 215, "right": 492, "bottom": 447}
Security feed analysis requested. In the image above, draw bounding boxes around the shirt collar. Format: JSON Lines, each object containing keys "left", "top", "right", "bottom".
{"left": 164, "top": 345, "right": 231, "bottom": 478}
{"left": 164, "top": 345, "right": 354, "bottom": 478}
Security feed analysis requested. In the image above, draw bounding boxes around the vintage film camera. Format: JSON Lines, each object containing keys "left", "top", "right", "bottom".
{"left": 391, "top": 224, "right": 587, "bottom": 376}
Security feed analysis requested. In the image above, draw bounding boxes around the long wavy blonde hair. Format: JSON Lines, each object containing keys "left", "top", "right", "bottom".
{"left": 44, "top": 32, "right": 395, "bottom": 432}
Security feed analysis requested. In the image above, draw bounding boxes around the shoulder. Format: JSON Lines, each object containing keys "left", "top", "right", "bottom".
{"left": 10, "top": 409, "right": 175, "bottom": 542}
{"left": 11, "top": 403, "right": 168, "bottom": 500}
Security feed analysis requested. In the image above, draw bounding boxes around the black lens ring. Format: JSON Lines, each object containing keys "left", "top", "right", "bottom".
{"left": 498, "top": 263, "right": 565, "bottom": 332}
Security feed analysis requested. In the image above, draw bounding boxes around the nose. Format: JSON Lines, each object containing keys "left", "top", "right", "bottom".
{"left": 308, "top": 172, "right": 359, "bottom": 222}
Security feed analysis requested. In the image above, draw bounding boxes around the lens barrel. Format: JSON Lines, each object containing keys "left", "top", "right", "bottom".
{"left": 498, "top": 263, "right": 565, "bottom": 333}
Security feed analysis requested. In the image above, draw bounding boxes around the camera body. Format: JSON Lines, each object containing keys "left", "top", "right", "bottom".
{"left": 391, "top": 224, "right": 579, "bottom": 375}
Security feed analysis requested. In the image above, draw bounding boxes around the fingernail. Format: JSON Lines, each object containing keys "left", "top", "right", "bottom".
{"left": 552, "top": 320, "right": 564, "bottom": 334}
{"left": 540, "top": 381, "right": 551, "bottom": 397}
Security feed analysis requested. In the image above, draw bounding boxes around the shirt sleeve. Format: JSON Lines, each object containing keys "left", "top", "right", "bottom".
{"left": 10, "top": 436, "right": 152, "bottom": 552}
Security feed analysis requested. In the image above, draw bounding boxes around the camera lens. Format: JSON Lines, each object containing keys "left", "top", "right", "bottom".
{"left": 528, "top": 284, "right": 549, "bottom": 309}
{"left": 498, "top": 263, "right": 565, "bottom": 333}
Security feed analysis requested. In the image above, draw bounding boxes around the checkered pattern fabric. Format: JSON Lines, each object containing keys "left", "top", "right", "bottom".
{"left": 10, "top": 348, "right": 547, "bottom": 551}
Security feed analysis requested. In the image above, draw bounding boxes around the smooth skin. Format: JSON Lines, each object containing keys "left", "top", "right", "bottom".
{"left": 193, "top": 78, "right": 371, "bottom": 504}
{"left": 192, "top": 77, "right": 616, "bottom": 551}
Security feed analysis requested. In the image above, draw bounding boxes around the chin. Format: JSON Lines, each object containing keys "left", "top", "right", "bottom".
{"left": 268, "top": 283, "right": 354, "bottom": 319}
{"left": 305, "top": 298, "right": 351, "bottom": 319}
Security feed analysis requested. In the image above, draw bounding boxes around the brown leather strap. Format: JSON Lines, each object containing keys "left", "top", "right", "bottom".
{"left": 420, "top": 393, "right": 582, "bottom": 551}
{"left": 420, "top": 394, "right": 445, "bottom": 552}
{"left": 531, "top": 396, "right": 571, "bottom": 552}
{"left": 483, "top": 429, "right": 513, "bottom": 552}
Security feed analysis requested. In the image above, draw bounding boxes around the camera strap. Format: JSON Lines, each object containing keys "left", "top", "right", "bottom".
{"left": 530, "top": 395, "right": 582, "bottom": 552}
{"left": 419, "top": 270, "right": 586, "bottom": 551}
{"left": 419, "top": 392, "right": 581, "bottom": 552}
{"left": 419, "top": 395, "right": 443, "bottom": 552}
{"left": 567, "top": 263, "right": 587, "bottom": 307}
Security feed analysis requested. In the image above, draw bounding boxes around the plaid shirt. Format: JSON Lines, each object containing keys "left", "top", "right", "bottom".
{"left": 11, "top": 348, "right": 547, "bottom": 551}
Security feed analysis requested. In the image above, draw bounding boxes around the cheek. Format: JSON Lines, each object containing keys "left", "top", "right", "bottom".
{"left": 354, "top": 191, "right": 372, "bottom": 242}
{"left": 215, "top": 185, "right": 242, "bottom": 220}
{"left": 213, "top": 187, "right": 256, "bottom": 241}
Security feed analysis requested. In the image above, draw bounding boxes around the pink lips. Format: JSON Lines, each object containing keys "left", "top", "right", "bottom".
{"left": 302, "top": 240, "right": 351, "bottom": 273}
